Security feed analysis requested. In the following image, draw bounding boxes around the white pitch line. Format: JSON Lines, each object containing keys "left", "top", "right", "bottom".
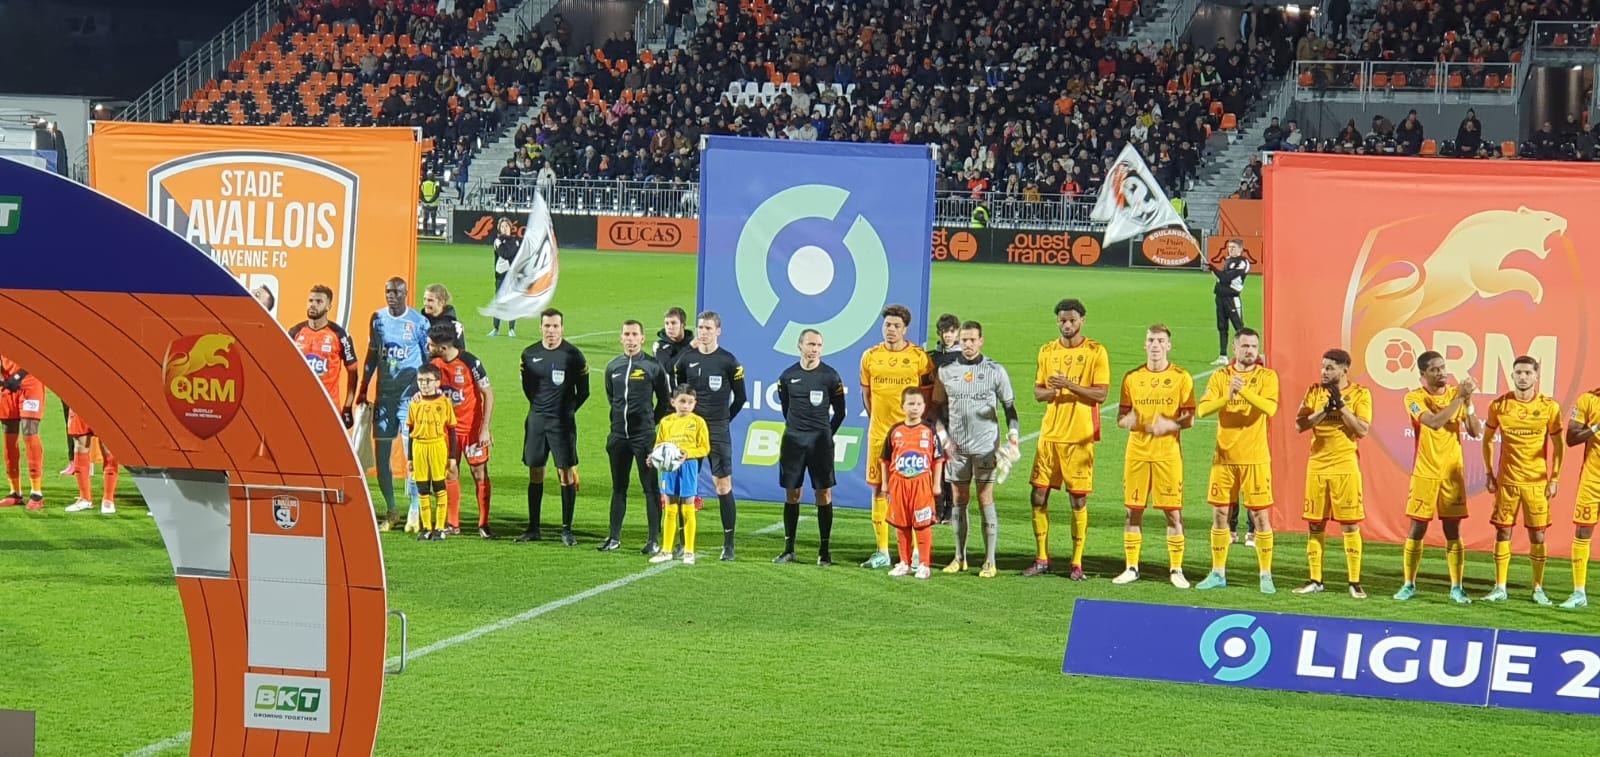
{"left": 124, "top": 520, "right": 793, "bottom": 757}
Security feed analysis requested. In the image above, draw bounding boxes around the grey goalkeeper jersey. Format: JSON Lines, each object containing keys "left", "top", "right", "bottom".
{"left": 937, "top": 356, "right": 1015, "bottom": 453}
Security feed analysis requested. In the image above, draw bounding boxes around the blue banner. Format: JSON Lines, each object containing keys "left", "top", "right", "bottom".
{"left": 698, "top": 137, "right": 934, "bottom": 507}
{"left": 1063, "top": 599, "right": 1600, "bottom": 716}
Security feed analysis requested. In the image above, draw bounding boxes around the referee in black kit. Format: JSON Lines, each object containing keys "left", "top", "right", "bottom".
{"left": 517, "top": 308, "right": 590, "bottom": 545}
{"left": 773, "top": 329, "right": 847, "bottom": 566}
{"left": 673, "top": 311, "right": 748, "bottom": 561}
{"left": 600, "top": 320, "right": 672, "bottom": 554}
{"left": 1211, "top": 238, "right": 1251, "bottom": 366}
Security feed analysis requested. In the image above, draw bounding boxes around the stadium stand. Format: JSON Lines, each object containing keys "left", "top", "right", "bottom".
{"left": 169, "top": 0, "right": 546, "bottom": 179}
{"left": 498, "top": 0, "right": 1308, "bottom": 199}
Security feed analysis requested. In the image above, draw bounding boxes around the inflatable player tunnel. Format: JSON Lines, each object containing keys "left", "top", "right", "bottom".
{"left": 0, "top": 160, "right": 386, "bottom": 753}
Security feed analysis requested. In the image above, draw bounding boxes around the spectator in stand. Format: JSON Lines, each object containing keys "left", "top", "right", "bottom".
{"left": 1456, "top": 111, "right": 1483, "bottom": 157}
{"left": 1282, "top": 119, "right": 1304, "bottom": 151}
{"left": 1396, "top": 110, "right": 1425, "bottom": 155}
{"left": 1261, "top": 117, "right": 1285, "bottom": 150}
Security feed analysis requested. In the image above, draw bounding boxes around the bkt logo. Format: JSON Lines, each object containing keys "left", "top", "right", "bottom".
{"left": 1199, "top": 614, "right": 1271, "bottom": 682}
{"left": 0, "top": 195, "right": 19, "bottom": 235}
{"left": 735, "top": 184, "right": 889, "bottom": 357}
{"left": 254, "top": 685, "right": 322, "bottom": 713}
{"left": 742, "top": 421, "right": 864, "bottom": 470}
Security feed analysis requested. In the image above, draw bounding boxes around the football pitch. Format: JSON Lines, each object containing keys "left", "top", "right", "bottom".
{"left": 0, "top": 243, "right": 1593, "bottom": 755}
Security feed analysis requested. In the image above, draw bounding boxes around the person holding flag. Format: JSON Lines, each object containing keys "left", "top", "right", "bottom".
{"left": 481, "top": 193, "right": 560, "bottom": 331}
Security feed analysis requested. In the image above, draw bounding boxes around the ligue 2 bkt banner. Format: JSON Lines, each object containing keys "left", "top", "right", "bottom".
{"left": 88, "top": 122, "right": 421, "bottom": 351}
{"left": 699, "top": 137, "right": 934, "bottom": 507}
{"left": 1266, "top": 153, "right": 1600, "bottom": 555}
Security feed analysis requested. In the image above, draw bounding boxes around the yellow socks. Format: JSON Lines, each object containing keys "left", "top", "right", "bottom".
{"left": 1574, "top": 537, "right": 1587, "bottom": 588}
{"left": 1494, "top": 540, "right": 1512, "bottom": 587}
{"left": 662, "top": 503, "right": 679, "bottom": 554}
{"left": 1256, "top": 531, "right": 1274, "bottom": 575}
{"left": 1033, "top": 504, "right": 1051, "bottom": 562}
{"left": 1070, "top": 507, "right": 1088, "bottom": 567}
{"left": 1574, "top": 534, "right": 1587, "bottom": 592}
{"left": 1402, "top": 538, "right": 1424, "bottom": 584}
{"left": 433, "top": 493, "right": 446, "bottom": 534}
{"left": 683, "top": 505, "right": 698, "bottom": 554}
{"left": 872, "top": 495, "right": 890, "bottom": 553}
{"left": 1446, "top": 539, "right": 1465, "bottom": 587}
{"left": 1343, "top": 529, "right": 1363, "bottom": 584}
{"left": 419, "top": 491, "right": 434, "bottom": 531}
{"left": 1210, "top": 528, "right": 1230, "bottom": 572}
{"left": 1307, "top": 532, "right": 1326, "bottom": 583}
{"left": 1530, "top": 542, "right": 1547, "bottom": 587}
{"left": 1123, "top": 531, "right": 1142, "bottom": 570}
{"left": 1167, "top": 534, "right": 1185, "bottom": 572}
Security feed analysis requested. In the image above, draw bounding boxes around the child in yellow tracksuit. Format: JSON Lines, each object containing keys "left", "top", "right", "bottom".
{"left": 650, "top": 387, "right": 709, "bottom": 564}
{"left": 408, "top": 364, "right": 458, "bottom": 541}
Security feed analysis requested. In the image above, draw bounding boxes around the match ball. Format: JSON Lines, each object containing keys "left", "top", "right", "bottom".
{"left": 1382, "top": 338, "right": 1416, "bottom": 374}
{"left": 649, "top": 442, "right": 685, "bottom": 472}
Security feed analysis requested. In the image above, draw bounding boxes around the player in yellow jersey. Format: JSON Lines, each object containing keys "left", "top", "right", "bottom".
{"left": 408, "top": 364, "right": 459, "bottom": 542}
{"left": 1394, "top": 351, "right": 1482, "bottom": 604}
{"left": 1028, "top": 298, "right": 1110, "bottom": 579}
{"left": 1482, "top": 356, "right": 1564, "bottom": 604}
{"left": 1194, "top": 328, "right": 1279, "bottom": 594}
{"left": 1562, "top": 387, "right": 1600, "bottom": 609}
{"left": 1293, "top": 349, "right": 1372, "bottom": 598}
{"left": 1110, "top": 325, "right": 1195, "bottom": 588}
{"left": 858, "top": 304, "right": 934, "bottom": 569}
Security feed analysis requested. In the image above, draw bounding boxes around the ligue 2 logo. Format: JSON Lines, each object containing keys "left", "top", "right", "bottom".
{"left": 735, "top": 184, "right": 889, "bottom": 357}
{"left": 1199, "top": 613, "right": 1272, "bottom": 682}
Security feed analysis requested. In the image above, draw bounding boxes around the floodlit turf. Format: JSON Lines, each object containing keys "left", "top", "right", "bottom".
{"left": 1, "top": 244, "right": 1595, "bottom": 755}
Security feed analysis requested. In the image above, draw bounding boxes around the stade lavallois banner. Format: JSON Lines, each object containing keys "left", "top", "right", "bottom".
{"left": 1064, "top": 599, "right": 1600, "bottom": 716}
{"left": 699, "top": 137, "right": 934, "bottom": 507}
{"left": 1265, "top": 154, "right": 1599, "bottom": 556}
{"left": 88, "top": 122, "right": 421, "bottom": 356}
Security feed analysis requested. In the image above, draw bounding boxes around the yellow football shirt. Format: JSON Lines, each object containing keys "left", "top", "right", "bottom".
{"left": 1119, "top": 364, "right": 1195, "bottom": 461}
{"left": 1198, "top": 364, "right": 1278, "bottom": 465}
{"left": 1573, "top": 391, "right": 1600, "bottom": 483}
{"left": 1486, "top": 393, "right": 1562, "bottom": 484}
{"left": 860, "top": 342, "right": 933, "bottom": 434}
{"left": 1035, "top": 337, "right": 1111, "bottom": 444}
{"left": 1404, "top": 386, "right": 1469, "bottom": 480}
{"left": 654, "top": 412, "right": 710, "bottom": 458}
{"left": 407, "top": 393, "right": 457, "bottom": 442}
{"left": 1298, "top": 383, "right": 1371, "bottom": 475}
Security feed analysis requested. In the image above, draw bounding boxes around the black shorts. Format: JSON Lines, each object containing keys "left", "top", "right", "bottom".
{"left": 706, "top": 422, "right": 733, "bottom": 478}
{"left": 779, "top": 431, "right": 836, "bottom": 490}
{"left": 523, "top": 416, "right": 578, "bottom": 468}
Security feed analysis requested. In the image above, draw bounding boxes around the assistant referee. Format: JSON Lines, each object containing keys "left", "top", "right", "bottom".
{"left": 774, "top": 329, "right": 847, "bottom": 566}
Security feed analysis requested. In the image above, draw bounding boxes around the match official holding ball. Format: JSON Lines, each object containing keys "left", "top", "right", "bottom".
{"left": 601, "top": 320, "right": 673, "bottom": 555}
{"left": 774, "top": 329, "right": 847, "bottom": 566}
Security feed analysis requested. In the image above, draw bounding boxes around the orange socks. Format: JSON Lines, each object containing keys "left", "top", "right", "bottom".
{"left": 23, "top": 435, "right": 42, "bottom": 492}
{"left": 446, "top": 479, "right": 462, "bottom": 529}
{"left": 74, "top": 450, "right": 92, "bottom": 500}
{"left": 475, "top": 478, "right": 492, "bottom": 527}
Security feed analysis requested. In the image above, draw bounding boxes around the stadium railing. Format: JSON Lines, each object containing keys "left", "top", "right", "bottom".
{"left": 116, "top": 0, "right": 281, "bottom": 125}
{"left": 1293, "top": 60, "right": 1520, "bottom": 105}
{"left": 510, "top": 0, "right": 565, "bottom": 37}
{"left": 466, "top": 177, "right": 1104, "bottom": 230}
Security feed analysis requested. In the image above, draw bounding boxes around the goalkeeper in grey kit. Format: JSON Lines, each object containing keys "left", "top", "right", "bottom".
{"left": 933, "top": 320, "right": 1020, "bottom": 578}
{"left": 773, "top": 329, "right": 848, "bottom": 566}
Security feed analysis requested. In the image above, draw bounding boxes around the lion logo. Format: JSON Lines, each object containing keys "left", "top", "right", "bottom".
{"left": 1352, "top": 207, "right": 1567, "bottom": 343}
{"left": 162, "top": 333, "right": 245, "bottom": 439}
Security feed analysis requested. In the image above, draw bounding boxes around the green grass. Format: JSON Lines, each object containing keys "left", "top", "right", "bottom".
{"left": 0, "top": 244, "right": 1594, "bottom": 755}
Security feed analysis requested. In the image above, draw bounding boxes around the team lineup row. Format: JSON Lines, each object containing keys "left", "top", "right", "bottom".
{"left": 3, "top": 283, "right": 1594, "bottom": 608}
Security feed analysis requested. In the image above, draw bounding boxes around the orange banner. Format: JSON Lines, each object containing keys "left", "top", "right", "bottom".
{"left": 89, "top": 122, "right": 421, "bottom": 355}
{"left": 597, "top": 215, "right": 697, "bottom": 253}
{"left": 1265, "top": 153, "right": 1599, "bottom": 556}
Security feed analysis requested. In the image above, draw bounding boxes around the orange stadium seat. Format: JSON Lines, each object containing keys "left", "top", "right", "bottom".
{"left": 1420, "top": 138, "right": 1437, "bottom": 156}
{"left": 1502, "top": 140, "right": 1517, "bottom": 157}
{"left": 1220, "top": 112, "right": 1237, "bottom": 131}
{"left": 1371, "top": 72, "right": 1389, "bottom": 88}
{"left": 1484, "top": 73, "right": 1500, "bottom": 89}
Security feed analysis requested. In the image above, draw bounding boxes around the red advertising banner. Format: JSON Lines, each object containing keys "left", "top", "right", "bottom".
{"left": 1265, "top": 153, "right": 1598, "bottom": 556}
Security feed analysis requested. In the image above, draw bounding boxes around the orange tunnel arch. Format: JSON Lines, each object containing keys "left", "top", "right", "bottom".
{"left": 0, "top": 162, "right": 386, "bottom": 753}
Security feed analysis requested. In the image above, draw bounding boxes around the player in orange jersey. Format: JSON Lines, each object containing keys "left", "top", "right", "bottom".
{"left": 0, "top": 356, "right": 47, "bottom": 510}
{"left": 62, "top": 409, "right": 119, "bottom": 515}
{"left": 287, "top": 285, "right": 359, "bottom": 424}
{"left": 1482, "top": 355, "right": 1564, "bottom": 604}
{"left": 428, "top": 322, "right": 495, "bottom": 539}
{"left": 881, "top": 388, "right": 944, "bottom": 580}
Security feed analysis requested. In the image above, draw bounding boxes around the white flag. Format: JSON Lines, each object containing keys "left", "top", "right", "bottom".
{"left": 480, "top": 191, "right": 560, "bottom": 321}
{"left": 1091, "top": 144, "right": 1188, "bottom": 246}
